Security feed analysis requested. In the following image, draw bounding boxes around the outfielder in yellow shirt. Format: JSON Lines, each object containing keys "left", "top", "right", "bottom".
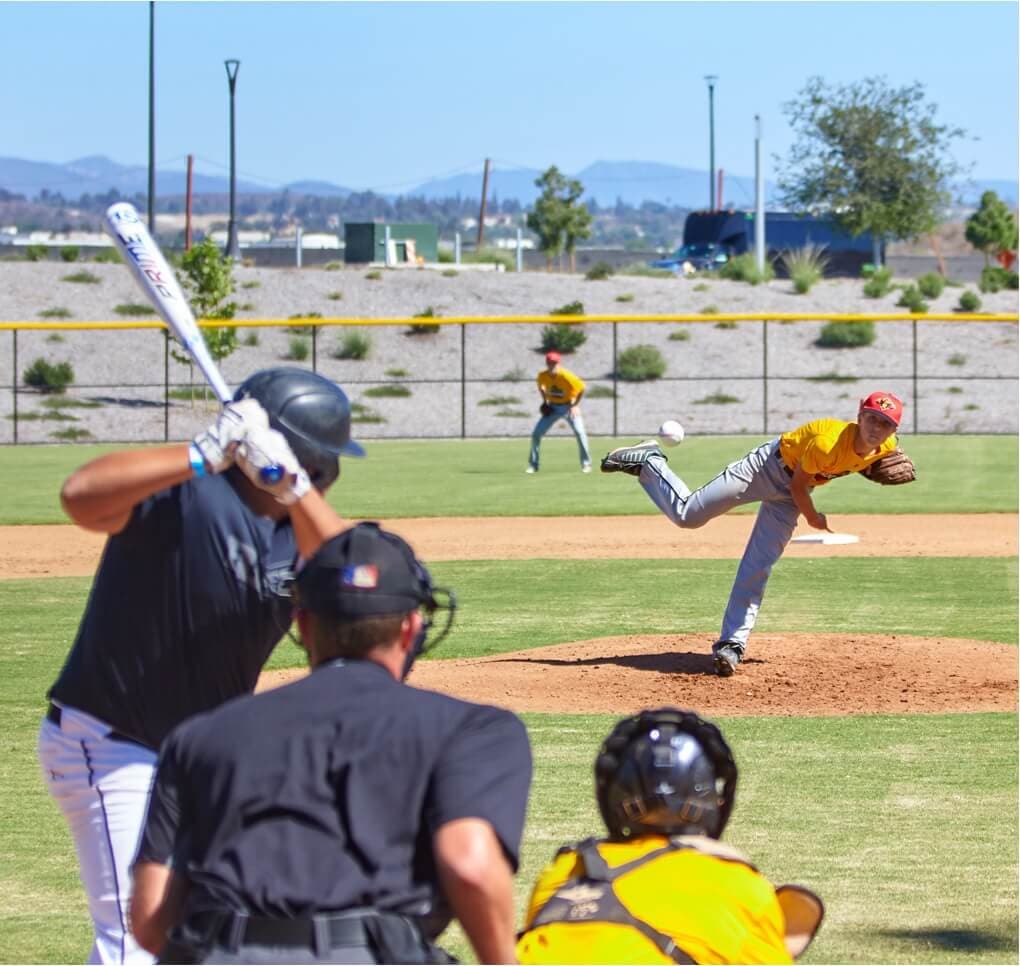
{"left": 527, "top": 350, "right": 592, "bottom": 473}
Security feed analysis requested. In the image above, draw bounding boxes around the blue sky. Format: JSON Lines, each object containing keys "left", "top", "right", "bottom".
{"left": 3, "top": 1, "right": 1017, "bottom": 191}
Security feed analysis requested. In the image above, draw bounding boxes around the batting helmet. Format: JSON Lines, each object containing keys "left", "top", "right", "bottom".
{"left": 595, "top": 707, "right": 737, "bottom": 840}
{"left": 234, "top": 367, "right": 363, "bottom": 490}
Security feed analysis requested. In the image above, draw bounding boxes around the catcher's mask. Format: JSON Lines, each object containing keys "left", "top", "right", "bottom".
{"left": 293, "top": 522, "right": 455, "bottom": 679}
{"left": 595, "top": 708, "right": 737, "bottom": 840}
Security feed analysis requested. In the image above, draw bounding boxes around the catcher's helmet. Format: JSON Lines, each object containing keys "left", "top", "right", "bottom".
{"left": 234, "top": 367, "right": 363, "bottom": 490}
{"left": 595, "top": 707, "right": 737, "bottom": 840}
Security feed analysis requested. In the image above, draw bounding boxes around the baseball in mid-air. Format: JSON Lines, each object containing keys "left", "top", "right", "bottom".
{"left": 658, "top": 420, "right": 686, "bottom": 447}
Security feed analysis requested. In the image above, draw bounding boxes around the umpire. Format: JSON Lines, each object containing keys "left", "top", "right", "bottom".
{"left": 129, "top": 522, "right": 533, "bottom": 965}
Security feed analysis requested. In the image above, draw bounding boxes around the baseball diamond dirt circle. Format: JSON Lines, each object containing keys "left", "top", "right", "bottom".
{"left": 6, "top": 515, "right": 1016, "bottom": 717}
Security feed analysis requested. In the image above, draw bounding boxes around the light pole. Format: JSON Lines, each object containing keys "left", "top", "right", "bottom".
{"left": 224, "top": 59, "right": 241, "bottom": 259}
{"left": 147, "top": 1, "right": 155, "bottom": 231}
{"left": 704, "top": 74, "right": 718, "bottom": 211}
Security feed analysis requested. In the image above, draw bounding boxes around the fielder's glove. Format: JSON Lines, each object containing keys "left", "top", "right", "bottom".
{"left": 859, "top": 447, "right": 916, "bottom": 485}
{"left": 540, "top": 402, "right": 553, "bottom": 417}
{"left": 191, "top": 399, "right": 269, "bottom": 474}
{"left": 236, "top": 425, "right": 311, "bottom": 505}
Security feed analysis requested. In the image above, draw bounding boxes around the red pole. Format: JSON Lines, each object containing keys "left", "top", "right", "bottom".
{"left": 717, "top": 168, "right": 724, "bottom": 211}
{"left": 185, "top": 154, "right": 194, "bottom": 251}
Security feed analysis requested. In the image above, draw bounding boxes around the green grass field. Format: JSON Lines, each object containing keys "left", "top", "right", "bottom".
{"left": 0, "top": 437, "right": 1016, "bottom": 963}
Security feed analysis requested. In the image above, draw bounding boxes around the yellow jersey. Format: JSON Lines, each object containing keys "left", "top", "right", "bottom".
{"left": 537, "top": 367, "right": 586, "bottom": 406}
{"left": 517, "top": 835, "right": 792, "bottom": 965}
{"left": 778, "top": 418, "right": 897, "bottom": 487}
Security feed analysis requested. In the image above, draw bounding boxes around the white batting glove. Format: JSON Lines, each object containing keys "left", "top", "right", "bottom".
{"left": 192, "top": 399, "right": 270, "bottom": 474}
{"left": 236, "top": 425, "right": 312, "bottom": 505}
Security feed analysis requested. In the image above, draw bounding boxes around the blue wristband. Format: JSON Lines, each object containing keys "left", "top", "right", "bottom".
{"left": 188, "top": 443, "right": 207, "bottom": 477}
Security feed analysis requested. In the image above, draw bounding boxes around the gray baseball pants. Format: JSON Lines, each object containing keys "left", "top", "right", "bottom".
{"left": 638, "top": 438, "right": 799, "bottom": 651}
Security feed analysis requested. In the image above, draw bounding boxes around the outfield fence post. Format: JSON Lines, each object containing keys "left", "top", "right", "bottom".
{"left": 762, "top": 319, "right": 769, "bottom": 434}
{"left": 912, "top": 319, "right": 919, "bottom": 434}
{"left": 12, "top": 328, "right": 18, "bottom": 444}
{"left": 612, "top": 321, "right": 618, "bottom": 436}
{"left": 164, "top": 329, "right": 170, "bottom": 442}
{"left": 312, "top": 324, "right": 318, "bottom": 374}
{"left": 460, "top": 322, "right": 467, "bottom": 438}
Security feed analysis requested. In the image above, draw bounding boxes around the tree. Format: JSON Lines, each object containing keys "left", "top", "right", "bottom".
{"left": 965, "top": 191, "right": 1018, "bottom": 265}
{"left": 526, "top": 166, "right": 592, "bottom": 271}
{"left": 778, "top": 77, "right": 966, "bottom": 266}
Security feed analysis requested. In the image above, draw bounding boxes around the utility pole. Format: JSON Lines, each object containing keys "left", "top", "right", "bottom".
{"left": 705, "top": 75, "right": 718, "bottom": 211}
{"left": 476, "top": 158, "right": 491, "bottom": 250}
{"left": 147, "top": 1, "right": 156, "bottom": 231}
{"left": 224, "top": 59, "right": 241, "bottom": 260}
{"left": 754, "top": 116, "right": 765, "bottom": 274}
{"left": 185, "top": 154, "right": 194, "bottom": 251}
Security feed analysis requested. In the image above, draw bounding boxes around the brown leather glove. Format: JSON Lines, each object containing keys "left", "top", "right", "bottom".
{"left": 859, "top": 447, "right": 916, "bottom": 485}
{"left": 540, "top": 402, "right": 553, "bottom": 417}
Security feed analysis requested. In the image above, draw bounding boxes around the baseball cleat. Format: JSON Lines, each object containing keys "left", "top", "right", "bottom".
{"left": 600, "top": 440, "right": 666, "bottom": 476}
{"left": 525, "top": 466, "right": 537, "bottom": 474}
{"left": 581, "top": 463, "right": 592, "bottom": 474}
{"left": 712, "top": 643, "right": 743, "bottom": 677}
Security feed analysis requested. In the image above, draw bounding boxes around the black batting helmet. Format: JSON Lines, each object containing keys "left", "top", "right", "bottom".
{"left": 234, "top": 368, "right": 363, "bottom": 490}
{"left": 595, "top": 708, "right": 737, "bottom": 840}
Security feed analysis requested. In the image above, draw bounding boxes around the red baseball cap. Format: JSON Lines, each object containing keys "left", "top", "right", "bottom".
{"left": 859, "top": 391, "right": 903, "bottom": 427}
{"left": 545, "top": 351, "right": 562, "bottom": 363}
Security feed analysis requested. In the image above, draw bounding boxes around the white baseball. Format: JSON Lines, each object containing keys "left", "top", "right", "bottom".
{"left": 658, "top": 419, "right": 685, "bottom": 447}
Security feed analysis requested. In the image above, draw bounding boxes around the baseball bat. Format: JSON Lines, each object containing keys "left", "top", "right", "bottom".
{"left": 103, "top": 203, "right": 284, "bottom": 483}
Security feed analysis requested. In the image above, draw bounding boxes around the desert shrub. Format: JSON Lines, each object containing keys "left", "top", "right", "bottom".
{"left": 463, "top": 248, "right": 515, "bottom": 271}
{"left": 586, "top": 385, "right": 617, "bottom": 399}
{"left": 327, "top": 291, "right": 343, "bottom": 301}
{"left": 616, "top": 345, "right": 666, "bottom": 381}
{"left": 333, "top": 332, "right": 372, "bottom": 360}
{"left": 540, "top": 323, "right": 587, "bottom": 354}
{"left": 240, "top": 279, "right": 261, "bottom": 290}
{"left": 323, "top": 261, "right": 343, "bottom": 271}
{"left": 114, "top": 303, "right": 156, "bottom": 316}
{"left": 25, "top": 244, "right": 48, "bottom": 262}
{"left": 896, "top": 285, "right": 929, "bottom": 313}
{"left": 437, "top": 250, "right": 455, "bottom": 264}
{"left": 718, "top": 252, "right": 774, "bottom": 285}
{"left": 806, "top": 372, "right": 860, "bottom": 383}
{"left": 350, "top": 402, "right": 385, "bottom": 424}
{"left": 239, "top": 302, "right": 256, "bottom": 311}
{"left": 59, "top": 245, "right": 80, "bottom": 263}
{"left": 550, "top": 300, "right": 585, "bottom": 316}
{"left": 695, "top": 391, "right": 741, "bottom": 404}
{"left": 24, "top": 358, "right": 74, "bottom": 393}
{"left": 957, "top": 290, "right": 982, "bottom": 312}
{"left": 62, "top": 270, "right": 100, "bottom": 284}
{"left": 50, "top": 427, "right": 93, "bottom": 441}
{"left": 38, "top": 307, "right": 72, "bottom": 319}
{"left": 407, "top": 307, "right": 441, "bottom": 335}
{"left": 93, "top": 248, "right": 122, "bottom": 264}
{"left": 700, "top": 305, "right": 719, "bottom": 315}
{"left": 619, "top": 263, "right": 673, "bottom": 278}
{"left": 782, "top": 244, "right": 829, "bottom": 294}
{"left": 916, "top": 272, "right": 946, "bottom": 299}
{"left": 441, "top": 269, "right": 459, "bottom": 278}
{"left": 242, "top": 331, "right": 260, "bottom": 347}
{"left": 615, "top": 293, "right": 635, "bottom": 303}
{"left": 693, "top": 282, "right": 710, "bottom": 292}
{"left": 714, "top": 319, "right": 736, "bottom": 329}
{"left": 365, "top": 270, "right": 383, "bottom": 281}
{"left": 480, "top": 395, "right": 522, "bottom": 406}
{"left": 979, "top": 265, "right": 1019, "bottom": 293}
{"left": 364, "top": 385, "right": 412, "bottom": 398}
{"left": 584, "top": 260, "right": 614, "bottom": 281}
{"left": 947, "top": 353, "right": 967, "bottom": 367}
{"left": 40, "top": 396, "right": 100, "bottom": 410}
{"left": 668, "top": 328, "right": 691, "bottom": 341}
{"left": 500, "top": 367, "right": 526, "bottom": 381}
{"left": 385, "top": 368, "right": 409, "bottom": 378}
{"left": 862, "top": 266, "right": 894, "bottom": 298}
{"left": 284, "top": 337, "right": 309, "bottom": 361}
{"left": 815, "top": 320, "right": 876, "bottom": 348}
{"left": 46, "top": 333, "right": 65, "bottom": 343}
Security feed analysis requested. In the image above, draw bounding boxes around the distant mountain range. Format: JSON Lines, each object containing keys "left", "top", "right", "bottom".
{"left": 0, "top": 154, "right": 1015, "bottom": 209}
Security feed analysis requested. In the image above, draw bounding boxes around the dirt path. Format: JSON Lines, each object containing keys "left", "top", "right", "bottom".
{"left": 0, "top": 514, "right": 1015, "bottom": 579}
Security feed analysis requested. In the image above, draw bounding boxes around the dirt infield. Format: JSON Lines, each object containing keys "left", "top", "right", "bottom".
{"left": 6, "top": 516, "right": 1016, "bottom": 717}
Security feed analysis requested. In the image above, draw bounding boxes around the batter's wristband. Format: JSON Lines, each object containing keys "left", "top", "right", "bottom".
{"left": 188, "top": 443, "right": 208, "bottom": 478}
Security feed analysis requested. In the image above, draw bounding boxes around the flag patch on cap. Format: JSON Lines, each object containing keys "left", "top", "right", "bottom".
{"left": 341, "top": 564, "right": 378, "bottom": 589}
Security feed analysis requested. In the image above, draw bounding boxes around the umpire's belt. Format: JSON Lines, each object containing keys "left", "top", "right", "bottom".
{"left": 46, "top": 702, "right": 143, "bottom": 746}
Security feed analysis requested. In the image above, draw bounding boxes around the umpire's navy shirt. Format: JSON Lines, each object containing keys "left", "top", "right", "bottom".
{"left": 49, "top": 474, "right": 297, "bottom": 750}
{"left": 135, "top": 659, "right": 532, "bottom": 929}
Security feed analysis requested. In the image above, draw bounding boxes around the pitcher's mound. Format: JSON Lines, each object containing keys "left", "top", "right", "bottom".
{"left": 260, "top": 633, "right": 1017, "bottom": 717}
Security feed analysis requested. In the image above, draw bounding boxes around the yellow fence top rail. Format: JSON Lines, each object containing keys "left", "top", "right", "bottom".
{"left": 0, "top": 312, "right": 1016, "bottom": 332}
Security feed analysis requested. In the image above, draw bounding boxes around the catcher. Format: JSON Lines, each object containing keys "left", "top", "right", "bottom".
{"left": 526, "top": 350, "right": 592, "bottom": 474}
{"left": 602, "top": 391, "right": 915, "bottom": 676}
{"left": 517, "top": 708, "right": 824, "bottom": 964}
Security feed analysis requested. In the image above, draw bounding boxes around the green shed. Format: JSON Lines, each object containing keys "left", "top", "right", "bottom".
{"left": 343, "top": 223, "right": 439, "bottom": 264}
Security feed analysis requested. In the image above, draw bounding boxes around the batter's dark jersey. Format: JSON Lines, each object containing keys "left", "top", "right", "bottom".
{"left": 136, "top": 659, "right": 532, "bottom": 931}
{"left": 48, "top": 473, "right": 297, "bottom": 750}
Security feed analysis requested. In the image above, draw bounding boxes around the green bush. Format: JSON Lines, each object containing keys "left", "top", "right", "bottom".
{"left": 350, "top": 402, "right": 385, "bottom": 424}
{"left": 618, "top": 263, "right": 673, "bottom": 278}
{"left": 333, "top": 332, "right": 372, "bottom": 360}
{"left": 540, "top": 323, "right": 587, "bottom": 354}
{"left": 862, "top": 266, "right": 894, "bottom": 298}
{"left": 957, "top": 290, "right": 982, "bottom": 312}
{"left": 240, "top": 280, "right": 261, "bottom": 290}
{"left": 25, "top": 244, "right": 48, "bottom": 262}
{"left": 93, "top": 248, "right": 122, "bottom": 264}
{"left": 24, "top": 358, "right": 74, "bottom": 393}
{"left": 238, "top": 302, "right": 256, "bottom": 312}
{"left": 616, "top": 344, "right": 666, "bottom": 381}
{"left": 916, "top": 272, "right": 946, "bottom": 299}
{"left": 782, "top": 244, "right": 829, "bottom": 294}
{"left": 586, "top": 385, "right": 617, "bottom": 399}
{"left": 701, "top": 305, "right": 720, "bottom": 316}
{"left": 979, "top": 265, "right": 1019, "bottom": 293}
{"left": 50, "top": 427, "right": 93, "bottom": 441}
{"left": 242, "top": 331, "right": 260, "bottom": 347}
{"left": 327, "top": 291, "right": 343, "bottom": 301}
{"left": 385, "top": 368, "right": 409, "bottom": 378}
{"left": 693, "top": 282, "right": 710, "bottom": 292}
{"left": 463, "top": 248, "right": 515, "bottom": 271}
{"left": 38, "top": 307, "right": 72, "bottom": 319}
{"left": 695, "top": 391, "right": 741, "bottom": 405}
{"left": 896, "top": 285, "right": 929, "bottom": 313}
{"left": 62, "top": 270, "right": 100, "bottom": 284}
{"left": 114, "top": 303, "right": 156, "bottom": 317}
{"left": 59, "top": 245, "right": 80, "bottom": 263}
{"left": 479, "top": 395, "right": 522, "bottom": 406}
{"left": 323, "top": 261, "right": 343, "bottom": 271}
{"left": 550, "top": 300, "right": 585, "bottom": 316}
{"left": 437, "top": 250, "right": 455, "bottom": 264}
{"left": 364, "top": 385, "right": 412, "bottom": 398}
{"left": 284, "top": 337, "right": 309, "bottom": 361}
{"left": 815, "top": 320, "right": 876, "bottom": 348}
{"left": 584, "top": 261, "right": 614, "bottom": 281}
{"left": 46, "top": 333, "right": 65, "bottom": 343}
{"left": 718, "top": 252, "right": 774, "bottom": 285}
{"left": 947, "top": 353, "right": 967, "bottom": 367}
{"left": 714, "top": 319, "right": 736, "bottom": 329}
{"left": 407, "top": 307, "right": 441, "bottom": 335}
{"left": 615, "top": 293, "right": 635, "bottom": 303}
{"left": 668, "top": 328, "right": 691, "bottom": 341}
{"left": 441, "top": 269, "right": 459, "bottom": 278}
{"left": 365, "top": 270, "right": 383, "bottom": 281}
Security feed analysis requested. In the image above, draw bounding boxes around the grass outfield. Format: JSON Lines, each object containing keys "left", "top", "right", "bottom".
{"left": 0, "top": 433, "right": 1017, "bottom": 523}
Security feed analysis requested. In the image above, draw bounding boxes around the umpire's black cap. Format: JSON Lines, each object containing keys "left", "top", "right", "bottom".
{"left": 295, "top": 522, "right": 435, "bottom": 619}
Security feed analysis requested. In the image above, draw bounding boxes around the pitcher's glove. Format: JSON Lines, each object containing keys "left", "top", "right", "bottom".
{"left": 860, "top": 447, "right": 916, "bottom": 485}
{"left": 540, "top": 402, "right": 553, "bottom": 417}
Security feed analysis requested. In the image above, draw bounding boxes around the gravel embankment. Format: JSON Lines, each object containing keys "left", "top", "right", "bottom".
{"left": 0, "top": 261, "right": 1016, "bottom": 444}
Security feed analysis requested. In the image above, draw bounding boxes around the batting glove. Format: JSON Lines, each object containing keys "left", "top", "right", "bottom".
{"left": 192, "top": 399, "right": 270, "bottom": 474}
{"left": 236, "top": 425, "right": 312, "bottom": 506}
